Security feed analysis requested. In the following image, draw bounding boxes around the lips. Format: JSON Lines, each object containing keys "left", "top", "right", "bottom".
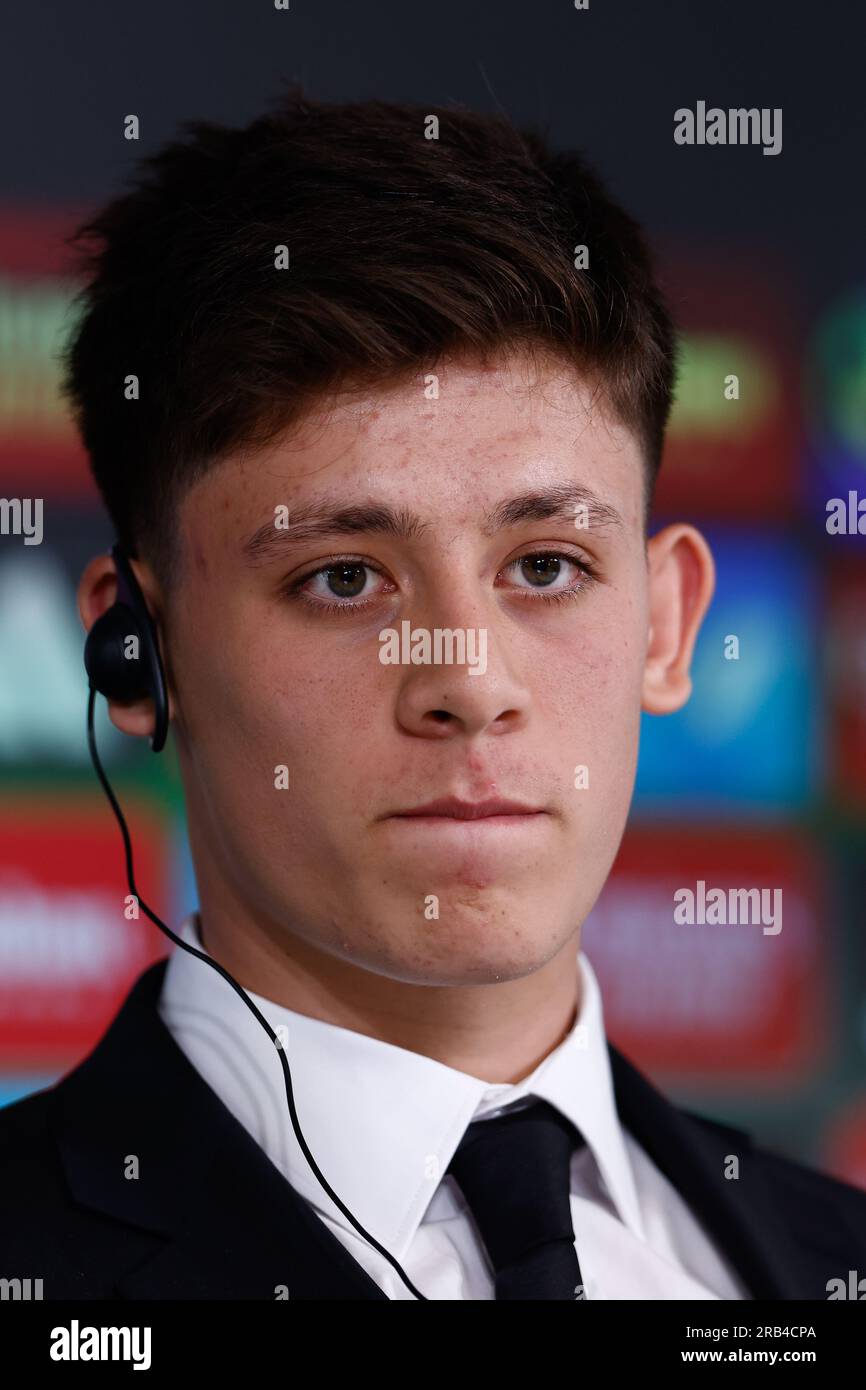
{"left": 388, "top": 797, "right": 545, "bottom": 821}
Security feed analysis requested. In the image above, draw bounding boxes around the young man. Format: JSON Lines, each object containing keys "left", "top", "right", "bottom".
{"left": 2, "top": 90, "right": 865, "bottom": 1301}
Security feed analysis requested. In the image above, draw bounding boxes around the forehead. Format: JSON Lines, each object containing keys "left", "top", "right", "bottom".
{"left": 279, "top": 352, "right": 634, "bottom": 469}
{"left": 182, "top": 351, "right": 645, "bottom": 550}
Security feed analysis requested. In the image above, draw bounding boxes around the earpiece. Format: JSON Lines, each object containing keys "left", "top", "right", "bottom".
{"left": 83, "top": 543, "right": 169, "bottom": 752}
{"left": 83, "top": 544, "right": 427, "bottom": 1300}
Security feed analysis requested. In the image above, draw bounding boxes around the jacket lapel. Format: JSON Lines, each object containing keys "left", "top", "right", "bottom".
{"left": 57, "top": 960, "right": 388, "bottom": 1300}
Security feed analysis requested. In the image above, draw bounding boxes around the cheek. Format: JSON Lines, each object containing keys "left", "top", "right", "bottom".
{"left": 255, "top": 660, "right": 385, "bottom": 812}
{"left": 545, "top": 613, "right": 643, "bottom": 710}
{"left": 542, "top": 630, "right": 643, "bottom": 784}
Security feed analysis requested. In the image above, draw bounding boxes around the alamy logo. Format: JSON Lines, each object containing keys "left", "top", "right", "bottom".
{"left": 673, "top": 880, "right": 782, "bottom": 935}
{"left": 826, "top": 1270, "right": 866, "bottom": 1299}
{"left": 0, "top": 497, "right": 43, "bottom": 545}
{"left": 49, "top": 1320, "right": 151, "bottom": 1370}
{"left": 674, "top": 102, "right": 782, "bottom": 156}
{"left": 378, "top": 621, "right": 487, "bottom": 675}
{"left": 826, "top": 491, "right": 866, "bottom": 534}
{"left": 0, "top": 1276, "right": 43, "bottom": 1299}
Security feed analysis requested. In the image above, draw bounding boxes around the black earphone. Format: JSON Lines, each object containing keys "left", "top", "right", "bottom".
{"left": 84, "top": 542, "right": 427, "bottom": 1301}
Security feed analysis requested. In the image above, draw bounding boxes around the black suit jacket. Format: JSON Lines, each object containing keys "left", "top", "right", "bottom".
{"left": 1, "top": 958, "right": 865, "bottom": 1300}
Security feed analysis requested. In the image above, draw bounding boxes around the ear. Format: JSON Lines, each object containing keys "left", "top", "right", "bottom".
{"left": 77, "top": 553, "right": 176, "bottom": 738}
{"left": 641, "top": 524, "right": 715, "bottom": 715}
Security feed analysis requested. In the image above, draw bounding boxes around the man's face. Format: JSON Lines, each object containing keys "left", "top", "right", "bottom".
{"left": 168, "top": 351, "right": 652, "bottom": 986}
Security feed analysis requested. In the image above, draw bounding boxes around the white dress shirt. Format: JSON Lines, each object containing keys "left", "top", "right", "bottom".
{"left": 157, "top": 912, "right": 750, "bottom": 1300}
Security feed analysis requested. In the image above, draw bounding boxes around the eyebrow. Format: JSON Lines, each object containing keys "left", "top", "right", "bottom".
{"left": 241, "top": 483, "right": 624, "bottom": 566}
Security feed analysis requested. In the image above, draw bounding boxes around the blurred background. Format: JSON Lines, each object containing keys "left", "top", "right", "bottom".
{"left": 1, "top": 0, "right": 865, "bottom": 1186}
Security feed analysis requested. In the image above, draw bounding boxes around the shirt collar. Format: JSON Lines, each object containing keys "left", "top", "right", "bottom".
{"left": 158, "top": 912, "right": 645, "bottom": 1259}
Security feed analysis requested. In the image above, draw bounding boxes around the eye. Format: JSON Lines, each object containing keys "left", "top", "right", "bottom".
{"left": 499, "top": 550, "right": 597, "bottom": 603}
{"left": 284, "top": 557, "right": 393, "bottom": 614}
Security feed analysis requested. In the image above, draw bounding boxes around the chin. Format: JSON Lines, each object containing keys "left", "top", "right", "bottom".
{"left": 381, "top": 917, "right": 566, "bottom": 987}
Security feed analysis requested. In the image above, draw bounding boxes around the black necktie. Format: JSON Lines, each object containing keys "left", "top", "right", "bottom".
{"left": 446, "top": 1098, "right": 586, "bottom": 1299}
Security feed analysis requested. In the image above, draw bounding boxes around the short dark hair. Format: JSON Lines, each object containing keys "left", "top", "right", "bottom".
{"left": 60, "top": 85, "right": 677, "bottom": 586}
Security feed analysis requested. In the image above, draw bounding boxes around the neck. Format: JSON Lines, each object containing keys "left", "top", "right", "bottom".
{"left": 192, "top": 899, "right": 582, "bottom": 1085}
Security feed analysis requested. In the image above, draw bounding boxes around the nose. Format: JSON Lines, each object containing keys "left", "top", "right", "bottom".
{"left": 391, "top": 604, "right": 532, "bottom": 741}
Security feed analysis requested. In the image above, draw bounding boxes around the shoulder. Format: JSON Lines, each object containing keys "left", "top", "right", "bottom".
{"left": 686, "top": 1107, "right": 866, "bottom": 1229}
{"left": 0, "top": 1076, "right": 160, "bottom": 1299}
{"left": 0, "top": 1084, "right": 71, "bottom": 1251}
{"left": 0, "top": 1083, "right": 59, "bottom": 1166}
